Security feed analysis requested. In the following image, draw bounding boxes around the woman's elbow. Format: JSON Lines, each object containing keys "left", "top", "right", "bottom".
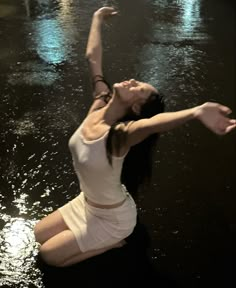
{"left": 85, "top": 52, "right": 91, "bottom": 60}
{"left": 85, "top": 53, "right": 96, "bottom": 63}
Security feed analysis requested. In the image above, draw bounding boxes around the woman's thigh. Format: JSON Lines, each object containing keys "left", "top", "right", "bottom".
{"left": 34, "top": 210, "right": 68, "bottom": 245}
{"left": 39, "top": 229, "right": 124, "bottom": 267}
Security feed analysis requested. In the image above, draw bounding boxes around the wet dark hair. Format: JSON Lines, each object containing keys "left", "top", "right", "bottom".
{"left": 106, "top": 91, "right": 165, "bottom": 199}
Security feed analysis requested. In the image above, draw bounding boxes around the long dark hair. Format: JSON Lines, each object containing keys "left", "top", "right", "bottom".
{"left": 106, "top": 92, "right": 165, "bottom": 199}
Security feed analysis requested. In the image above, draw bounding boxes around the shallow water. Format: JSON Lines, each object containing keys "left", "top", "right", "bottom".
{"left": 0, "top": 0, "right": 235, "bottom": 287}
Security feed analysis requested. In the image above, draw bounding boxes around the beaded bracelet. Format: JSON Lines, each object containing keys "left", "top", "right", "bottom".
{"left": 92, "top": 74, "right": 112, "bottom": 92}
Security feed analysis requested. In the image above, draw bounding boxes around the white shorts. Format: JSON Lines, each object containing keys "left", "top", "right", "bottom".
{"left": 58, "top": 192, "right": 137, "bottom": 252}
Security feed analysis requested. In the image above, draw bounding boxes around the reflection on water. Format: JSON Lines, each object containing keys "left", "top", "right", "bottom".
{"left": 33, "top": 18, "right": 67, "bottom": 64}
{"left": 137, "top": 0, "right": 207, "bottom": 106}
{"left": 0, "top": 217, "right": 42, "bottom": 287}
{"left": 180, "top": 0, "right": 201, "bottom": 36}
{"left": 2, "top": 218, "right": 33, "bottom": 257}
{"left": 59, "top": 0, "right": 73, "bottom": 17}
{"left": 150, "top": 0, "right": 206, "bottom": 42}
{"left": 29, "top": 0, "right": 77, "bottom": 65}
{"left": 8, "top": 62, "right": 59, "bottom": 86}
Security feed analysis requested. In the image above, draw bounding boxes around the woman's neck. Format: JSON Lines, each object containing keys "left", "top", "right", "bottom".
{"left": 100, "top": 96, "right": 128, "bottom": 125}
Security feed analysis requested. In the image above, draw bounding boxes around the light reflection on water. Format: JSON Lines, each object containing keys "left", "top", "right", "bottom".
{"left": 33, "top": 18, "right": 67, "bottom": 64}
{"left": 150, "top": 0, "right": 207, "bottom": 43}
{"left": 29, "top": 0, "right": 77, "bottom": 65}
{"left": 137, "top": 0, "right": 208, "bottom": 108}
{"left": 59, "top": 0, "right": 73, "bottom": 18}
{"left": 0, "top": 217, "right": 43, "bottom": 287}
{"left": 180, "top": 0, "right": 201, "bottom": 36}
{"left": 8, "top": 63, "right": 59, "bottom": 86}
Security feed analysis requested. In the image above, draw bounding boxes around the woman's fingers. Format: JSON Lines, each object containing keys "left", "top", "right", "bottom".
{"left": 94, "top": 7, "right": 118, "bottom": 21}
{"left": 225, "top": 119, "right": 236, "bottom": 133}
{"left": 229, "top": 119, "right": 236, "bottom": 125}
{"left": 217, "top": 118, "right": 236, "bottom": 135}
{"left": 96, "top": 7, "right": 118, "bottom": 16}
{"left": 225, "top": 123, "right": 236, "bottom": 133}
{"left": 199, "top": 102, "right": 236, "bottom": 135}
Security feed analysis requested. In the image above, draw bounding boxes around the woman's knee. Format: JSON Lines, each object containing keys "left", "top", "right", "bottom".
{"left": 34, "top": 220, "right": 48, "bottom": 245}
{"left": 39, "top": 244, "right": 64, "bottom": 267}
{"left": 34, "top": 221, "right": 42, "bottom": 244}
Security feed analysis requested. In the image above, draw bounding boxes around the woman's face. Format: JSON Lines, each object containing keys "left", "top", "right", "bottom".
{"left": 113, "top": 79, "right": 158, "bottom": 113}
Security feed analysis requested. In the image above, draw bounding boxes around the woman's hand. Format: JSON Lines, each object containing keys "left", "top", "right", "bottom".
{"left": 94, "top": 7, "right": 118, "bottom": 21}
{"left": 195, "top": 102, "right": 236, "bottom": 135}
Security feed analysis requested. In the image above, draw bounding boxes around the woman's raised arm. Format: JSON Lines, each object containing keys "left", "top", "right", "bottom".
{"left": 86, "top": 7, "right": 117, "bottom": 106}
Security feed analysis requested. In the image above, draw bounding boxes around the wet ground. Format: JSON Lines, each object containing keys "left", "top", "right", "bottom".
{"left": 0, "top": 0, "right": 235, "bottom": 287}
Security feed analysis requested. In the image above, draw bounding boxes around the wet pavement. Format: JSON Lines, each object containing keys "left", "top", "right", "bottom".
{"left": 0, "top": 0, "right": 235, "bottom": 287}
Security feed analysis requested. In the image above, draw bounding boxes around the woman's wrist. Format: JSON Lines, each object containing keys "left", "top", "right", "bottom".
{"left": 192, "top": 104, "right": 204, "bottom": 121}
{"left": 93, "top": 7, "right": 117, "bottom": 22}
{"left": 93, "top": 12, "right": 103, "bottom": 21}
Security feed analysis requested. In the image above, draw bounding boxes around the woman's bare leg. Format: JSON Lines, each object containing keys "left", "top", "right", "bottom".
{"left": 34, "top": 210, "right": 68, "bottom": 245}
{"left": 39, "top": 229, "right": 125, "bottom": 267}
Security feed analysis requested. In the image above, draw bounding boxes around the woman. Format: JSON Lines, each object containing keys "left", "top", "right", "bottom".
{"left": 34, "top": 7, "right": 236, "bottom": 267}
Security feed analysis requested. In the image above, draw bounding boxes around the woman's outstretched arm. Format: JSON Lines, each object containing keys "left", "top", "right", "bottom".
{"left": 86, "top": 7, "right": 117, "bottom": 112}
{"left": 125, "top": 102, "right": 236, "bottom": 147}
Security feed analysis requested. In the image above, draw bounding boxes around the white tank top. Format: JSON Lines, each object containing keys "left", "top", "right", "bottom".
{"left": 68, "top": 121, "right": 128, "bottom": 205}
